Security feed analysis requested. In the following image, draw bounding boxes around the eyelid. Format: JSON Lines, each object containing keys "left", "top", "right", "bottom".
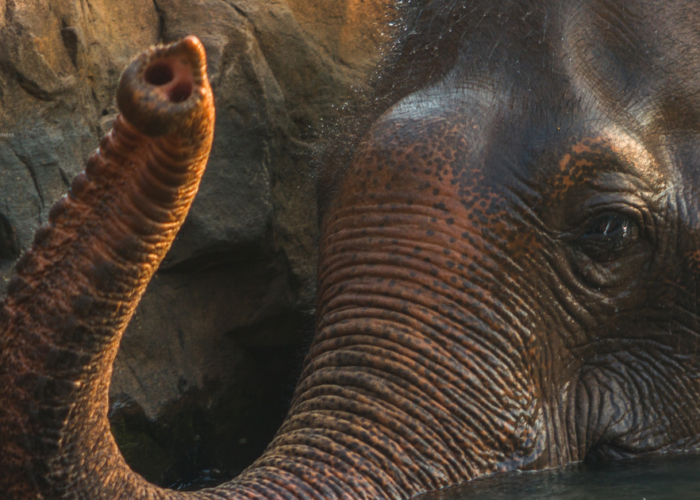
{"left": 583, "top": 206, "right": 643, "bottom": 230}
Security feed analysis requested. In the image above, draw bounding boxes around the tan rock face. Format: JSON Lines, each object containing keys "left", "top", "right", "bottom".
{"left": 0, "top": 0, "right": 394, "bottom": 486}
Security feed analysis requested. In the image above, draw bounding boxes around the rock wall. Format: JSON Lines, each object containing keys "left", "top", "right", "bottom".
{"left": 0, "top": 0, "right": 396, "bottom": 486}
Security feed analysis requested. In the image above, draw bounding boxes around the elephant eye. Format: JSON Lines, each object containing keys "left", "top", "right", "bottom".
{"left": 578, "top": 212, "right": 639, "bottom": 262}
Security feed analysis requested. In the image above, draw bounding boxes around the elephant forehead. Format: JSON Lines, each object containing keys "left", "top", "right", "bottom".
{"left": 337, "top": 114, "right": 490, "bottom": 216}
{"left": 327, "top": 0, "right": 700, "bottom": 213}
{"left": 562, "top": 0, "right": 700, "bottom": 134}
{"left": 335, "top": 104, "right": 662, "bottom": 222}
{"left": 327, "top": 111, "right": 540, "bottom": 267}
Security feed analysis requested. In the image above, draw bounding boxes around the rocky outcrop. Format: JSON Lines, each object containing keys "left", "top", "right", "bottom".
{"left": 0, "top": 0, "right": 395, "bottom": 486}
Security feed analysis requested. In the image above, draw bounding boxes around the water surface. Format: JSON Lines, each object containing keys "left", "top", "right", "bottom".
{"left": 416, "top": 454, "right": 700, "bottom": 500}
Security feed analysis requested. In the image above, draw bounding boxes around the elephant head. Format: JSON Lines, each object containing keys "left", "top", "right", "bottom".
{"left": 3, "top": 0, "right": 700, "bottom": 499}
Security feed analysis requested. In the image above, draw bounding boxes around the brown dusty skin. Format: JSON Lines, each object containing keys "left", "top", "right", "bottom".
{"left": 0, "top": 36, "right": 215, "bottom": 499}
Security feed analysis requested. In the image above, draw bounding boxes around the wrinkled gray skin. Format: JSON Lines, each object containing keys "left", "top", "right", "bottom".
{"left": 3, "top": 0, "right": 700, "bottom": 499}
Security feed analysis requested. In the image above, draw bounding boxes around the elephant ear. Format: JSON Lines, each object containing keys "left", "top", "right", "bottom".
{"left": 0, "top": 36, "right": 215, "bottom": 499}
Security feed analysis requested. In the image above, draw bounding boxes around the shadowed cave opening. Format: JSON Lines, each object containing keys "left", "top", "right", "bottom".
{"left": 107, "top": 234, "right": 317, "bottom": 489}
{"left": 110, "top": 329, "right": 311, "bottom": 489}
{"left": 0, "top": 214, "right": 19, "bottom": 262}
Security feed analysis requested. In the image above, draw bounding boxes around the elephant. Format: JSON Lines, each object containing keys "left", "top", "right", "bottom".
{"left": 3, "top": 0, "right": 700, "bottom": 498}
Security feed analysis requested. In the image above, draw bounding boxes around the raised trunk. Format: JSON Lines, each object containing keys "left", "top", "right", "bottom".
{"left": 0, "top": 37, "right": 215, "bottom": 499}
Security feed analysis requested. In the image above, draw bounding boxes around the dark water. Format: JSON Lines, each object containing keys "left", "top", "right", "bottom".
{"left": 416, "top": 454, "right": 700, "bottom": 500}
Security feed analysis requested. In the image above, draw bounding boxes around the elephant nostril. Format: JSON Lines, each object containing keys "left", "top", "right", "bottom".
{"left": 168, "top": 81, "right": 193, "bottom": 103}
{"left": 144, "top": 61, "right": 174, "bottom": 86}
{"left": 143, "top": 59, "right": 194, "bottom": 103}
{"left": 0, "top": 213, "right": 19, "bottom": 261}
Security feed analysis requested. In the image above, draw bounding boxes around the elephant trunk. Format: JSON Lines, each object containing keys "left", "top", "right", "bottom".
{"left": 1, "top": 36, "right": 544, "bottom": 500}
{"left": 222, "top": 118, "right": 548, "bottom": 498}
{"left": 218, "top": 206, "right": 543, "bottom": 499}
{"left": 0, "top": 37, "right": 214, "bottom": 499}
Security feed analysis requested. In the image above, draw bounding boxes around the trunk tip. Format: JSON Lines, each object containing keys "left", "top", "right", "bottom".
{"left": 116, "top": 35, "right": 214, "bottom": 137}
